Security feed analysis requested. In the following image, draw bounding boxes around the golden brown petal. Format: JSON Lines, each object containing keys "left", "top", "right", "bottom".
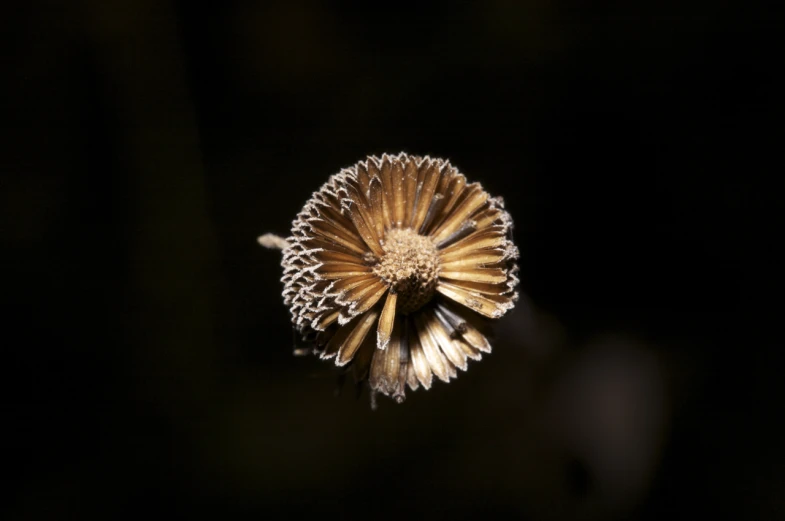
{"left": 403, "top": 158, "right": 419, "bottom": 227}
{"left": 315, "top": 195, "right": 355, "bottom": 232}
{"left": 458, "top": 323, "right": 492, "bottom": 354}
{"left": 369, "top": 344, "right": 387, "bottom": 394}
{"left": 439, "top": 249, "right": 508, "bottom": 270}
{"left": 317, "top": 268, "right": 373, "bottom": 281}
{"left": 343, "top": 197, "right": 384, "bottom": 257}
{"left": 438, "top": 226, "right": 509, "bottom": 259}
{"left": 326, "top": 272, "right": 373, "bottom": 290}
{"left": 321, "top": 321, "right": 354, "bottom": 360}
{"left": 298, "top": 234, "right": 363, "bottom": 257}
{"left": 440, "top": 267, "right": 508, "bottom": 284}
{"left": 377, "top": 290, "right": 397, "bottom": 350}
{"left": 436, "top": 282, "right": 514, "bottom": 319}
{"left": 315, "top": 249, "right": 367, "bottom": 264}
{"left": 379, "top": 156, "right": 394, "bottom": 229}
{"left": 454, "top": 336, "right": 483, "bottom": 361}
{"left": 420, "top": 193, "right": 446, "bottom": 235}
{"left": 390, "top": 158, "right": 406, "bottom": 228}
{"left": 313, "top": 309, "right": 340, "bottom": 330}
{"left": 432, "top": 173, "right": 467, "bottom": 230}
{"left": 434, "top": 164, "right": 455, "bottom": 199}
{"left": 356, "top": 161, "right": 371, "bottom": 198}
{"left": 423, "top": 308, "right": 468, "bottom": 371}
{"left": 369, "top": 318, "right": 408, "bottom": 399}
{"left": 365, "top": 155, "right": 381, "bottom": 178}
{"left": 472, "top": 206, "right": 506, "bottom": 230}
{"left": 434, "top": 220, "right": 477, "bottom": 249}
{"left": 438, "top": 278, "right": 512, "bottom": 296}
{"left": 406, "top": 359, "right": 420, "bottom": 391}
{"left": 336, "top": 307, "right": 380, "bottom": 366}
{"left": 435, "top": 301, "right": 493, "bottom": 354}
{"left": 367, "top": 176, "right": 386, "bottom": 239}
{"left": 335, "top": 277, "right": 380, "bottom": 307}
{"left": 430, "top": 184, "right": 489, "bottom": 244}
{"left": 411, "top": 160, "right": 442, "bottom": 232}
{"left": 395, "top": 331, "right": 409, "bottom": 402}
{"left": 316, "top": 261, "right": 371, "bottom": 275}
{"left": 351, "top": 332, "right": 376, "bottom": 383}
{"left": 350, "top": 283, "right": 388, "bottom": 315}
{"left": 407, "top": 318, "right": 433, "bottom": 389}
{"left": 413, "top": 313, "right": 451, "bottom": 382}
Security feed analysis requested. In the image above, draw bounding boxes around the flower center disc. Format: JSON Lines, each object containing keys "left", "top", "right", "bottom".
{"left": 373, "top": 228, "right": 440, "bottom": 314}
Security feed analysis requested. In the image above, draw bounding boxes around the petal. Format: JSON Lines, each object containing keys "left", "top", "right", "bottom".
{"left": 316, "top": 261, "right": 372, "bottom": 275}
{"left": 472, "top": 207, "right": 507, "bottom": 230}
{"left": 439, "top": 267, "right": 508, "bottom": 284}
{"left": 369, "top": 340, "right": 388, "bottom": 392}
{"left": 300, "top": 234, "right": 367, "bottom": 257}
{"left": 313, "top": 309, "right": 340, "bottom": 330}
{"left": 315, "top": 195, "right": 355, "bottom": 232}
{"left": 434, "top": 220, "right": 477, "bottom": 249}
{"left": 356, "top": 160, "right": 371, "bottom": 198}
{"left": 321, "top": 321, "right": 354, "bottom": 360}
{"left": 403, "top": 158, "right": 419, "bottom": 227}
{"left": 351, "top": 331, "right": 377, "bottom": 383}
{"left": 406, "top": 360, "right": 420, "bottom": 390}
{"left": 369, "top": 319, "right": 406, "bottom": 399}
{"left": 411, "top": 159, "right": 442, "bottom": 232}
{"left": 420, "top": 193, "right": 446, "bottom": 235}
{"left": 439, "top": 249, "right": 508, "bottom": 270}
{"left": 307, "top": 217, "right": 368, "bottom": 255}
{"left": 335, "top": 277, "right": 380, "bottom": 307}
{"left": 379, "top": 155, "right": 395, "bottom": 230}
{"left": 368, "top": 176, "right": 386, "bottom": 239}
{"left": 314, "top": 249, "right": 367, "bottom": 264}
{"left": 327, "top": 274, "right": 377, "bottom": 296}
{"left": 317, "top": 268, "right": 373, "bottom": 281}
{"left": 431, "top": 173, "right": 466, "bottom": 230}
{"left": 351, "top": 283, "right": 388, "bottom": 315}
{"left": 407, "top": 318, "right": 432, "bottom": 389}
{"left": 413, "top": 313, "right": 450, "bottom": 382}
{"left": 423, "top": 309, "right": 467, "bottom": 371}
{"left": 390, "top": 158, "right": 406, "bottom": 228}
{"left": 438, "top": 226, "right": 509, "bottom": 259}
{"left": 344, "top": 197, "right": 384, "bottom": 257}
{"left": 336, "top": 308, "right": 381, "bottom": 366}
{"left": 454, "top": 336, "right": 483, "bottom": 361}
{"left": 436, "top": 282, "right": 514, "bottom": 319}
{"left": 430, "top": 184, "right": 489, "bottom": 244}
{"left": 461, "top": 322, "right": 492, "bottom": 354}
{"left": 436, "top": 300, "right": 493, "bottom": 354}
{"left": 377, "top": 291, "right": 397, "bottom": 350}
{"left": 435, "top": 278, "right": 513, "bottom": 297}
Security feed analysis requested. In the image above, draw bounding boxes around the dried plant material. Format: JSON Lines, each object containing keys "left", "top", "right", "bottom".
{"left": 261, "top": 153, "right": 519, "bottom": 406}
{"left": 257, "top": 233, "right": 290, "bottom": 250}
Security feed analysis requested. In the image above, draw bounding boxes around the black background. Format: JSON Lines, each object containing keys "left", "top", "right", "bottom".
{"left": 4, "top": 1, "right": 783, "bottom": 520}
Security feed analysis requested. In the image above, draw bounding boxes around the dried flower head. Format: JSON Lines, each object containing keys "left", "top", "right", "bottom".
{"left": 260, "top": 153, "right": 519, "bottom": 405}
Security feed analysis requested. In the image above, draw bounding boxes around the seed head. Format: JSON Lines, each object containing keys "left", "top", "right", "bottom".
{"left": 262, "top": 153, "right": 519, "bottom": 405}
{"left": 373, "top": 228, "right": 439, "bottom": 314}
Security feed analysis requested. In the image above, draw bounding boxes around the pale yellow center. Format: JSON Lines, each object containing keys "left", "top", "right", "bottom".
{"left": 373, "top": 228, "right": 440, "bottom": 314}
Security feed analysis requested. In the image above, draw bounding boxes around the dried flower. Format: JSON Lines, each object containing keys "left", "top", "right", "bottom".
{"left": 260, "top": 153, "right": 519, "bottom": 405}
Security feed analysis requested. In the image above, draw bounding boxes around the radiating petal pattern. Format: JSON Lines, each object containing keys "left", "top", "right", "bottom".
{"left": 275, "top": 153, "right": 519, "bottom": 405}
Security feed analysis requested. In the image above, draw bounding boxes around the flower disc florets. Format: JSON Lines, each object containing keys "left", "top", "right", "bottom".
{"left": 373, "top": 228, "right": 440, "bottom": 314}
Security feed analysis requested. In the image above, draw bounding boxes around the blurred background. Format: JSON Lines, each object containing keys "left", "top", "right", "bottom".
{"left": 4, "top": 1, "right": 783, "bottom": 519}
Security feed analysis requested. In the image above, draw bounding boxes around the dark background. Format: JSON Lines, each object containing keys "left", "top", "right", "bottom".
{"left": 4, "top": 1, "right": 783, "bottom": 520}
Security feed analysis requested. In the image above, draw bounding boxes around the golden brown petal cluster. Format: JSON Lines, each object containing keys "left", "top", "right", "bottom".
{"left": 277, "top": 153, "right": 519, "bottom": 404}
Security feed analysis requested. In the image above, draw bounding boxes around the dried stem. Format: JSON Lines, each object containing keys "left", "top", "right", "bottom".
{"left": 258, "top": 233, "right": 290, "bottom": 251}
